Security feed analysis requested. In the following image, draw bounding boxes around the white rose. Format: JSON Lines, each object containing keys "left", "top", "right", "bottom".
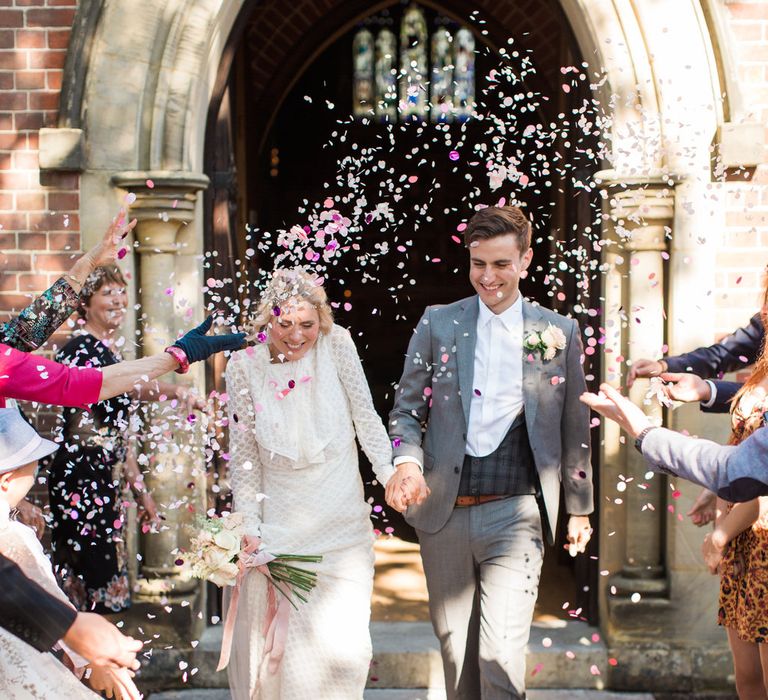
{"left": 203, "top": 545, "right": 233, "bottom": 571}
{"left": 525, "top": 332, "right": 541, "bottom": 347}
{"left": 541, "top": 324, "right": 567, "bottom": 350}
{"left": 543, "top": 346, "right": 557, "bottom": 361}
{"left": 209, "top": 561, "right": 240, "bottom": 587}
{"left": 213, "top": 529, "right": 241, "bottom": 554}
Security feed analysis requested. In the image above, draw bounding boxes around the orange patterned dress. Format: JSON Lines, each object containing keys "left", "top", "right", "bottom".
{"left": 718, "top": 389, "right": 768, "bottom": 642}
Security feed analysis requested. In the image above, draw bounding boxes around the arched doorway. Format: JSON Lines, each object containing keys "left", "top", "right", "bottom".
{"left": 204, "top": 0, "right": 602, "bottom": 624}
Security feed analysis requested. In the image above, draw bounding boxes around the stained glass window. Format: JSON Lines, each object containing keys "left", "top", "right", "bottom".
{"left": 353, "top": 4, "right": 475, "bottom": 124}
{"left": 352, "top": 29, "right": 374, "bottom": 117}
{"left": 375, "top": 28, "right": 397, "bottom": 122}
{"left": 399, "top": 5, "right": 428, "bottom": 121}
{"left": 430, "top": 28, "right": 453, "bottom": 122}
{"left": 453, "top": 28, "right": 476, "bottom": 121}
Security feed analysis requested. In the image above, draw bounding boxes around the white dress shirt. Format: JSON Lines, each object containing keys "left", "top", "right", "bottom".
{"left": 466, "top": 295, "right": 524, "bottom": 457}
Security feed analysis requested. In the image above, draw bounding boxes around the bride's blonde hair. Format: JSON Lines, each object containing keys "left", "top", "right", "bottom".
{"left": 246, "top": 267, "right": 334, "bottom": 339}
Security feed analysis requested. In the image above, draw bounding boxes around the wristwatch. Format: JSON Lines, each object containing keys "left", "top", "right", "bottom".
{"left": 634, "top": 426, "right": 658, "bottom": 453}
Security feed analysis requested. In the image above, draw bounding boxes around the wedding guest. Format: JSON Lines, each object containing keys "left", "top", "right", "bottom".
{"left": 49, "top": 264, "right": 203, "bottom": 613}
{"left": 224, "top": 267, "right": 394, "bottom": 699}
{"left": 0, "top": 407, "right": 139, "bottom": 699}
{"left": 388, "top": 205, "right": 593, "bottom": 699}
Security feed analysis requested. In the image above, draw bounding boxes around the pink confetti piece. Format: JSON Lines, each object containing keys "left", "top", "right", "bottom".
{"left": 408, "top": 175, "right": 418, "bottom": 183}
{"left": 449, "top": 150, "right": 460, "bottom": 161}
{"left": 530, "top": 663, "right": 543, "bottom": 677}
{"left": 117, "top": 247, "right": 128, "bottom": 260}
{"left": 146, "top": 179, "right": 155, "bottom": 189}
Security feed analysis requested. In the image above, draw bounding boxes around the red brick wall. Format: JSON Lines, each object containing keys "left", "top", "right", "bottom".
{"left": 0, "top": 0, "right": 79, "bottom": 350}
{"left": 715, "top": 1, "right": 768, "bottom": 338}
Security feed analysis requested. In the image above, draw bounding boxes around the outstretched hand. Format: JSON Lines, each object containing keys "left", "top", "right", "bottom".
{"left": 173, "top": 316, "right": 247, "bottom": 364}
{"left": 90, "top": 209, "right": 137, "bottom": 267}
{"left": 658, "top": 372, "right": 711, "bottom": 404}
{"left": 627, "top": 358, "right": 665, "bottom": 388}
{"left": 579, "top": 382, "right": 652, "bottom": 438}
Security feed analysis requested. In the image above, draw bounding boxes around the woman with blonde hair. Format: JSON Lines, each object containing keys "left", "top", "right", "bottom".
{"left": 224, "top": 267, "right": 395, "bottom": 699}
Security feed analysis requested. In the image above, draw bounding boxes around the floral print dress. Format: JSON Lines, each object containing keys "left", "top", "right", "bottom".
{"left": 48, "top": 333, "right": 135, "bottom": 613}
{"left": 718, "top": 387, "right": 768, "bottom": 642}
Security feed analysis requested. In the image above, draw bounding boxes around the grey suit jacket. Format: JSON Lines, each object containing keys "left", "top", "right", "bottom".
{"left": 389, "top": 295, "right": 593, "bottom": 543}
{"left": 643, "top": 425, "right": 768, "bottom": 503}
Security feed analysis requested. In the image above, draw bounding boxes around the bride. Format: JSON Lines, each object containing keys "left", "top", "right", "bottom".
{"left": 224, "top": 267, "right": 395, "bottom": 699}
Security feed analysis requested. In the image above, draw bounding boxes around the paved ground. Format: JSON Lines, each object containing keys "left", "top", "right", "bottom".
{"left": 148, "top": 690, "right": 659, "bottom": 700}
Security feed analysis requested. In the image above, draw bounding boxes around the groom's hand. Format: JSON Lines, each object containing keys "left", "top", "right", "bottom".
{"left": 385, "top": 463, "right": 429, "bottom": 512}
{"left": 566, "top": 515, "right": 592, "bottom": 556}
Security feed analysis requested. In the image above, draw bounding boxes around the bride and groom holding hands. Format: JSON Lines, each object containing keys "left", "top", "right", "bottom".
{"left": 224, "top": 204, "right": 594, "bottom": 700}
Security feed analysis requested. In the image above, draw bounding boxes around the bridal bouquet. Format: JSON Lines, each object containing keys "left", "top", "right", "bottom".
{"left": 181, "top": 512, "right": 322, "bottom": 607}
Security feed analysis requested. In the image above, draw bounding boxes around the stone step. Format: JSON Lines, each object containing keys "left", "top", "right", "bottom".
{"left": 147, "top": 689, "right": 655, "bottom": 699}
{"left": 180, "top": 619, "right": 607, "bottom": 690}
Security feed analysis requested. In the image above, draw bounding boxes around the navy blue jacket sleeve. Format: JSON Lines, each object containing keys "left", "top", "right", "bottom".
{"left": 665, "top": 313, "right": 763, "bottom": 378}
{"left": 701, "top": 381, "right": 743, "bottom": 414}
{"left": 0, "top": 553, "right": 76, "bottom": 651}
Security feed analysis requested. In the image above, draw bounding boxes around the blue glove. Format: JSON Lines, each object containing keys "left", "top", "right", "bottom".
{"left": 173, "top": 316, "right": 246, "bottom": 363}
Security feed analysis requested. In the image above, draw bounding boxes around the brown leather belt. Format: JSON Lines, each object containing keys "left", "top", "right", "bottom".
{"left": 455, "top": 495, "right": 509, "bottom": 508}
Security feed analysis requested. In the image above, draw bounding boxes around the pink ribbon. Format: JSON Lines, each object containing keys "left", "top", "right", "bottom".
{"left": 217, "top": 549, "right": 292, "bottom": 674}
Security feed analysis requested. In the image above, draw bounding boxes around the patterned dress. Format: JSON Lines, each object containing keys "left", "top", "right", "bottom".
{"left": 224, "top": 324, "right": 394, "bottom": 700}
{"left": 48, "top": 333, "right": 134, "bottom": 613}
{"left": 0, "top": 502, "right": 99, "bottom": 699}
{"left": 718, "top": 388, "right": 768, "bottom": 642}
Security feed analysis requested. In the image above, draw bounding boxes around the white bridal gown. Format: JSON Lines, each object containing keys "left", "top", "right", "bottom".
{"left": 224, "top": 324, "right": 394, "bottom": 700}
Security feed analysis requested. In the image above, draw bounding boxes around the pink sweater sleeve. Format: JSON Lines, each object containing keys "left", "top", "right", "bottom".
{"left": 0, "top": 343, "right": 103, "bottom": 408}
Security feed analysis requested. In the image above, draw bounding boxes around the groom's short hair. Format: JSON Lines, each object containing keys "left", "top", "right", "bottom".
{"left": 464, "top": 205, "right": 532, "bottom": 253}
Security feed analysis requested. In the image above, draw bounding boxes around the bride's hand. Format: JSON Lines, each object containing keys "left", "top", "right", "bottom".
{"left": 242, "top": 535, "right": 261, "bottom": 554}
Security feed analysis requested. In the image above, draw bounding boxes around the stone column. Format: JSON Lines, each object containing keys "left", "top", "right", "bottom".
{"left": 597, "top": 173, "right": 676, "bottom": 633}
{"left": 112, "top": 171, "right": 209, "bottom": 642}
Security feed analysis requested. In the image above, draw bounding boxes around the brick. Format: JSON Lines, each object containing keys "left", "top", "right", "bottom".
{"left": 17, "top": 272, "right": 48, "bottom": 291}
{"left": 25, "top": 131, "right": 38, "bottom": 149}
{"left": 31, "top": 252, "right": 75, "bottom": 271}
{"left": 0, "top": 171, "right": 31, "bottom": 188}
{"left": 12, "top": 151, "right": 38, "bottom": 170}
{"left": 727, "top": 3, "right": 768, "bottom": 21}
{"left": 28, "top": 91, "right": 58, "bottom": 110}
{"left": 47, "top": 191, "right": 77, "bottom": 211}
{"left": 0, "top": 30, "right": 13, "bottom": 49}
{"left": 0, "top": 92, "right": 27, "bottom": 110}
{"left": 26, "top": 9, "right": 76, "bottom": 27}
{"left": 16, "top": 70, "right": 45, "bottom": 89}
{"left": 47, "top": 29, "right": 70, "bottom": 50}
{"left": 0, "top": 131, "right": 21, "bottom": 148}
{"left": 38, "top": 171, "right": 77, "bottom": 189}
{"left": 0, "top": 193, "right": 13, "bottom": 210}
{"left": 0, "top": 212, "right": 26, "bottom": 230}
{"left": 726, "top": 210, "right": 768, "bottom": 227}
{"left": 14, "top": 0, "right": 47, "bottom": 6}
{"left": 17, "top": 232, "right": 46, "bottom": 250}
{"left": 0, "top": 153, "right": 11, "bottom": 170}
{"left": 0, "top": 272, "right": 17, "bottom": 292}
{"left": 0, "top": 253, "right": 31, "bottom": 270}
{"left": 45, "top": 0, "right": 78, "bottom": 6}
{"left": 16, "top": 30, "right": 46, "bottom": 49}
{"left": 0, "top": 294, "right": 37, "bottom": 311}
{"left": 28, "top": 50, "right": 66, "bottom": 70}
{"left": 15, "top": 191, "right": 44, "bottom": 210}
{"left": 28, "top": 211, "right": 77, "bottom": 231}
{"left": 0, "top": 71, "right": 12, "bottom": 89}
{"left": 46, "top": 69, "right": 61, "bottom": 90}
{"left": 0, "top": 53, "right": 22, "bottom": 71}
{"left": 14, "top": 111, "right": 44, "bottom": 130}
{"left": 0, "top": 10, "right": 23, "bottom": 28}
{"left": 729, "top": 20, "right": 765, "bottom": 42}
{"left": 48, "top": 232, "right": 79, "bottom": 250}
{"left": 0, "top": 112, "right": 10, "bottom": 130}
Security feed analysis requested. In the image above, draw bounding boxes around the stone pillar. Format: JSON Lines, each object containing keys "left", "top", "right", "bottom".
{"left": 597, "top": 173, "right": 676, "bottom": 634}
{"left": 112, "top": 171, "right": 209, "bottom": 642}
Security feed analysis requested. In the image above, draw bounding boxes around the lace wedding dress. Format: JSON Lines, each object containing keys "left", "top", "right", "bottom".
{"left": 224, "top": 324, "right": 394, "bottom": 699}
{"left": 0, "top": 502, "right": 98, "bottom": 699}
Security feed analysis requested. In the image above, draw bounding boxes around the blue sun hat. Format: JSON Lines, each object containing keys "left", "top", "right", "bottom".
{"left": 0, "top": 408, "right": 58, "bottom": 473}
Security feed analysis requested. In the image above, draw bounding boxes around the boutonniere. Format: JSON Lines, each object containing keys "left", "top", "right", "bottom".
{"left": 524, "top": 323, "right": 567, "bottom": 361}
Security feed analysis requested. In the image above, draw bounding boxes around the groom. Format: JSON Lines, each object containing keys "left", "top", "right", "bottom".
{"left": 386, "top": 205, "right": 593, "bottom": 699}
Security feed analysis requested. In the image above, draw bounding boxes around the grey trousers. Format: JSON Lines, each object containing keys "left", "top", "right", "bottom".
{"left": 417, "top": 495, "right": 544, "bottom": 700}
